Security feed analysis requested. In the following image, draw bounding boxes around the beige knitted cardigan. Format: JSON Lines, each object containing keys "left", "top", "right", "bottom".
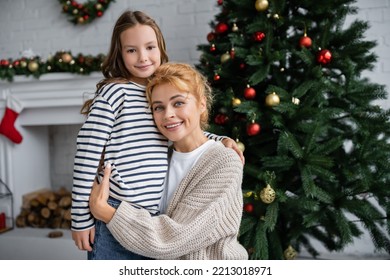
{"left": 107, "top": 142, "right": 248, "bottom": 260}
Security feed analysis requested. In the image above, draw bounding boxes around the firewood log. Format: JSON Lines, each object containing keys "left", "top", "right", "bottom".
{"left": 40, "top": 207, "right": 51, "bottom": 219}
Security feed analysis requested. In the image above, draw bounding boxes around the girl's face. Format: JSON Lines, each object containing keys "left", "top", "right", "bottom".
{"left": 120, "top": 24, "right": 161, "bottom": 86}
{"left": 150, "top": 83, "right": 206, "bottom": 152}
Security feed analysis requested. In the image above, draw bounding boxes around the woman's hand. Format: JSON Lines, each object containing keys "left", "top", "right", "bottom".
{"left": 221, "top": 138, "right": 245, "bottom": 164}
{"left": 89, "top": 163, "right": 116, "bottom": 224}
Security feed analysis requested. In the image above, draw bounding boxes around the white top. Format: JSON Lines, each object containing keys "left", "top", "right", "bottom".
{"left": 159, "top": 140, "right": 216, "bottom": 213}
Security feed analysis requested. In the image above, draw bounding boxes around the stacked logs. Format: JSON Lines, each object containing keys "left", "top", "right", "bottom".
{"left": 16, "top": 187, "right": 72, "bottom": 229}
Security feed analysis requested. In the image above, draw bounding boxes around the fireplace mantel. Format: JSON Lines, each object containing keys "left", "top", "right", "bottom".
{"left": 0, "top": 72, "right": 102, "bottom": 126}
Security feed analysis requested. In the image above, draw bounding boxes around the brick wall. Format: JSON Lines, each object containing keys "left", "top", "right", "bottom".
{"left": 0, "top": 1, "right": 388, "bottom": 101}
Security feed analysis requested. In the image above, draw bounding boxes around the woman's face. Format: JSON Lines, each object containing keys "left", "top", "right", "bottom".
{"left": 120, "top": 24, "right": 161, "bottom": 85}
{"left": 150, "top": 83, "right": 206, "bottom": 152}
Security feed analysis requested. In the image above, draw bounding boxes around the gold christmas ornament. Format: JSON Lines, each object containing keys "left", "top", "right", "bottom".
{"left": 237, "top": 141, "right": 245, "bottom": 152}
{"left": 243, "top": 191, "right": 253, "bottom": 198}
{"left": 62, "top": 53, "right": 73, "bottom": 63}
{"left": 27, "top": 61, "right": 39, "bottom": 72}
{"left": 255, "top": 0, "right": 269, "bottom": 12}
{"left": 265, "top": 92, "right": 280, "bottom": 107}
{"left": 20, "top": 60, "right": 27, "bottom": 68}
{"left": 232, "top": 98, "right": 241, "bottom": 106}
{"left": 260, "top": 184, "right": 275, "bottom": 204}
{"left": 220, "top": 52, "right": 230, "bottom": 63}
{"left": 284, "top": 245, "right": 297, "bottom": 260}
{"left": 232, "top": 23, "right": 239, "bottom": 32}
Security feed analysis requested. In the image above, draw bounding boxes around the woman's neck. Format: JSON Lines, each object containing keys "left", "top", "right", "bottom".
{"left": 173, "top": 133, "right": 208, "bottom": 153}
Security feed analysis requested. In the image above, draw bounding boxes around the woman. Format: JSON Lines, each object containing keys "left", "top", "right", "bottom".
{"left": 89, "top": 62, "right": 248, "bottom": 260}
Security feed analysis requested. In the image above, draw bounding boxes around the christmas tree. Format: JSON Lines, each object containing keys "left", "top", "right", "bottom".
{"left": 197, "top": 0, "right": 390, "bottom": 259}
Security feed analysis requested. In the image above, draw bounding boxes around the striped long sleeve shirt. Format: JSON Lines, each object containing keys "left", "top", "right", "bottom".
{"left": 71, "top": 82, "right": 169, "bottom": 231}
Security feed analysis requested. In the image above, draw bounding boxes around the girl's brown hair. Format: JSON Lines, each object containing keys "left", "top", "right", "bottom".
{"left": 146, "top": 62, "right": 213, "bottom": 130}
{"left": 81, "top": 10, "right": 169, "bottom": 114}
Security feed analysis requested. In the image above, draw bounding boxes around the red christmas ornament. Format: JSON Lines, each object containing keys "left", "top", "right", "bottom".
{"left": 243, "top": 203, "right": 254, "bottom": 213}
{"left": 230, "top": 48, "right": 235, "bottom": 59}
{"left": 244, "top": 85, "right": 256, "bottom": 100}
{"left": 299, "top": 35, "right": 312, "bottom": 48}
{"left": 207, "top": 32, "right": 215, "bottom": 42}
{"left": 217, "top": 0, "right": 223, "bottom": 5}
{"left": 247, "top": 122, "right": 261, "bottom": 136}
{"left": 78, "top": 55, "right": 85, "bottom": 64}
{"left": 214, "top": 113, "right": 229, "bottom": 125}
{"left": 253, "top": 31, "right": 265, "bottom": 42}
{"left": 0, "top": 59, "right": 10, "bottom": 67}
{"left": 317, "top": 49, "right": 332, "bottom": 65}
{"left": 213, "top": 73, "right": 220, "bottom": 81}
{"left": 210, "top": 44, "right": 216, "bottom": 52}
{"left": 239, "top": 63, "right": 246, "bottom": 70}
{"left": 215, "top": 22, "right": 229, "bottom": 34}
{"left": 97, "top": 11, "right": 103, "bottom": 17}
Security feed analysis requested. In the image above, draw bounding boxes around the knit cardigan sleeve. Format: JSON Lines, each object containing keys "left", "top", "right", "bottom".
{"left": 106, "top": 143, "right": 244, "bottom": 259}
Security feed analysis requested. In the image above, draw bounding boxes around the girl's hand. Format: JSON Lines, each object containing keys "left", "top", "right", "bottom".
{"left": 72, "top": 228, "right": 95, "bottom": 251}
{"left": 89, "top": 163, "right": 116, "bottom": 223}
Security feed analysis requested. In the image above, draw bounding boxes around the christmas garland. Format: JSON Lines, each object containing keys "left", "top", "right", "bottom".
{"left": 59, "top": 0, "right": 115, "bottom": 25}
{"left": 0, "top": 1, "right": 115, "bottom": 81}
{"left": 0, "top": 51, "right": 106, "bottom": 82}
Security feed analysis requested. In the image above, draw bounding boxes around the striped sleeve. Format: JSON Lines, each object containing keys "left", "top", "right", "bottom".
{"left": 204, "top": 131, "right": 225, "bottom": 142}
{"left": 71, "top": 95, "right": 115, "bottom": 231}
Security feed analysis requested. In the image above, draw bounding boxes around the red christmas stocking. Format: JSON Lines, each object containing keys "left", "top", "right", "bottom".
{"left": 0, "top": 95, "right": 24, "bottom": 144}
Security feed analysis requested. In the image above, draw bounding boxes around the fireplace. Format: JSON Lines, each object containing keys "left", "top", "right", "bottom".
{"left": 0, "top": 72, "right": 101, "bottom": 259}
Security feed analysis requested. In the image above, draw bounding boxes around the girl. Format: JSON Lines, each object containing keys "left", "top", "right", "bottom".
{"left": 71, "top": 11, "right": 243, "bottom": 260}
{"left": 89, "top": 63, "right": 248, "bottom": 260}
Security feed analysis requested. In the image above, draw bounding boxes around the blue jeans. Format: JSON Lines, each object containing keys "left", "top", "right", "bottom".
{"left": 88, "top": 197, "right": 152, "bottom": 260}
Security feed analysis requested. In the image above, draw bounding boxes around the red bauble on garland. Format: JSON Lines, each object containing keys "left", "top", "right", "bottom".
{"left": 247, "top": 122, "right": 261, "bottom": 136}
{"left": 317, "top": 49, "right": 332, "bottom": 65}
{"left": 0, "top": 59, "right": 10, "bottom": 67}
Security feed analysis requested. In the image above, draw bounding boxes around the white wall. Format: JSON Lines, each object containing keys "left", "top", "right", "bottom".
{"left": 0, "top": 0, "right": 389, "bottom": 109}
{"left": 0, "top": 0, "right": 218, "bottom": 66}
